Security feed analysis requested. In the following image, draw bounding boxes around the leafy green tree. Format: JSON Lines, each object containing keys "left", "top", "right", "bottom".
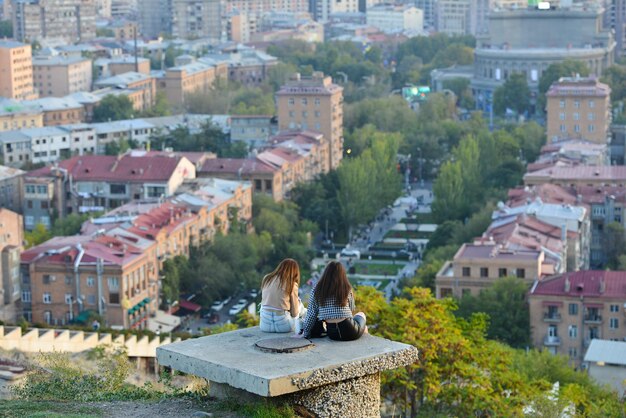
{"left": 456, "top": 277, "right": 530, "bottom": 347}
{"left": 267, "top": 62, "right": 299, "bottom": 90}
{"left": 51, "top": 213, "right": 98, "bottom": 236}
{"left": 140, "top": 91, "right": 171, "bottom": 117}
{"left": 493, "top": 73, "right": 531, "bottom": 116}
{"left": 24, "top": 224, "right": 52, "bottom": 248}
{"left": 602, "top": 222, "right": 626, "bottom": 269}
{"left": 432, "top": 160, "right": 465, "bottom": 222}
{"left": 161, "top": 258, "right": 181, "bottom": 308}
{"left": 104, "top": 138, "right": 137, "bottom": 156}
{"left": 93, "top": 95, "right": 134, "bottom": 122}
{"left": 601, "top": 65, "right": 626, "bottom": 102}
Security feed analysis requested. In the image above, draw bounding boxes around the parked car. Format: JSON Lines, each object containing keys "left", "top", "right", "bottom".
{"left": 249, "top": 289, "right": 258, "bottom": 298}
{"left": 238, "top": 298, "right": 248, "bottom": 305}
{"left": 340, "top": 248, "right": 361, "bottom": 259}
{"left": 229, "top": 303, "right": 246, "bottom": 316}
{"left": 223, "top": 296, "right": 232, "bottom": 304}
{"left": 211, "top": 300, "right": 225, "bottom": 311}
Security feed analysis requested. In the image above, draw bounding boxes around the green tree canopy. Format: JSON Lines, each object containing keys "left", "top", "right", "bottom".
{"left": 493, "top": 73, "right": 531, "bottom": 116}
{"left": 93, "top": 95, "right": 134, "bottom": 122}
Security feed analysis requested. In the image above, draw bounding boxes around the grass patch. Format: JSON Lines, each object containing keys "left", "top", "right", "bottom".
{"left": 215, "top": 398, "right": 295, "bottom": 418}
{"left": 353, "top": 263, "right": 400, "bottom": 276}
{"left": 0, "top": 400, "right": 102, "bottom": 418}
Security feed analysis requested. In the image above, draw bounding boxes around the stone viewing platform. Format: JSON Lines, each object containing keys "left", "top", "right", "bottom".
{"left": 156, "top": 327, "right": 418, "bottom": 417}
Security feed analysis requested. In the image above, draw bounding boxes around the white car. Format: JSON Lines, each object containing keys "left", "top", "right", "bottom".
{"left": 229, "top": 303, "right": 245, "bottom": 316}
{"left": 211, "top": 300, "right": 225, "bottom": 311}
{"left": 340, "top": 248, "right": 361, "bottom": 259}
{"left": 238, "top": 298, "right": 248, "bottom": 305}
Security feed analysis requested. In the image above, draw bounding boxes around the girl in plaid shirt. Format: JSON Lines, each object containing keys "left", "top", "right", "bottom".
{"left": 300, "top": 261, "right": 367, "bottom": 341}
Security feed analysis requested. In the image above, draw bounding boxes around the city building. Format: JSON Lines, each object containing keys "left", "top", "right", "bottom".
{"left": 138, "top": 0, "right": 170, "bottom": 38}
{"left": 157, "top": 58, "right": 227, "bottom": 107}
{"left": 0, "top": 100, "right": 43, "bottom": 132}
{"left": 109, "top": 20, "right": 138, "bottom": 43}
{"left": 0, "top": 165, "right": 24, "bottom": 212}
{"left": 528, "top": 270, "right": 626, "bottom": 365}
{"left": 26, "top": 96, "right": 85, "bottom": 126}
{"left": 201, "top": 48, "right": 277, "bottom": 87}
{"left": 524, "top": 166, "right": 626, "bottom": 188}
{"left": 546, "top": 77, "right": 611, "bottom": 144}
{"left": 435, "top": 0, "right": 471, "bottom": 35}
{"left": 276, "top": 72, "right": 344, "bottom": 170}
{"left": 366, "top": 4, "right": 423, "bottom": 34}
{"left": 528, "top": 140, "right": 609, "bottom": 172}
{"left": 472, "top": 7, "right": 615, "bottom": 113}
{"left": 21, "top": 234, "right": 158, "bottom": 328}
{"left": 94, "top": 72, "right": 156, "bottom": 111}
{"left": 94, "top": 56, "right": 151, "bottom": 78}
{"left": 32, "top": 55, "right": 93, "bottom": 97}
{"left": 230, "top": 115, "right": 276, "bottom": 148}
{"left": 584, "top": 340, "right": 626, "bottom": 396}
{"left": 435, "top": 241, "right": 553, "bottom": 298}
{"left": 223, "top": 0, "right": 308, "bottom": 15}
{"left": 22, "top": 152, "right": 196, "bottom": 228}
{"left": 171, "top": 0, "right": 221, "bottom": 40}
{"left": 199, "top": 158, "right": 283, "bottom": 201}
{"left": 0, "top": 40, "right": 37, "bottom": 100}
{"left": 12, "top": 0, "right": 96, "bottom": 44}
{"left": 416, "top": 0, "right": 435, "bottom": 29}
{"left": 313, "top": 0, "right": 359, "bottom": 22}
{"left": 0, "top": 209, "right": 23, "bottom": 323}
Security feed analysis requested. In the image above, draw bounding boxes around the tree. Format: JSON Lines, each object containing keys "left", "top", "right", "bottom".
{"left": 602, "top": 222, "right": 626, "bottom": 269}
{"left": 104, "top": 138, "right": 135, "bottom": 156}
{"left": 24, "top": 224, "right": 52, "bottom": 249}
{"left": 493, "top": 73, "right": 531, "bottom": 116}
{"left": 601, "top": 65, "right": 626, "bottom": 102}
{"left": 0, "top": 21, "right": 12, "bottom": 38}
{"left": 93, "top": 95, "right": 134, "bottom": 122}
{"left": 538, "top": 60, "right": 590, "bottom": 96}
{"left": 160, "top": 258, "right": 181, "bottom": 308}
{"left": 140, "top": 91, "right": 171, "bottom": 117}
{"left": 51, "top": 213, "right": 96, "bottom": 236}
{"left": 431, "top": 161, "right": 465, "bottom": 222}
{"left": 456, "top": 277, "right": 531, "bottom": 347}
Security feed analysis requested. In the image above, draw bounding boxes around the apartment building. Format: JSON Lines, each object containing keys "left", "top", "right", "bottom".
{"left": 230, "top": 115, "right": 276, "bottom": 147}
{"left": 0, "top": 165, "right": 24, "bottom": 212}
{"left": 0, "top": 40, "right": 37, "bottom": 100}
{"left": 199, "top": 158, "right": 283, "bottom": 201}
{"left": 529, "top": 270, "right": 626, "bottom": 365}
{"left": 312, "top": 0, "right": 359, "bottom": 21}
{"left": 0, "top": 209, "right": 23, "bottom": 323}
{"left": 366, "top": 4, "right": 423, "bottom": 33}
{"left": 32, "top": 55, "right": 93, "bottom": 97}
{"left": 0, "top": 101, "right": 43, "bottom": 132}
{"left": 435, "top": 241, "right": 555, "bottom": 298}
{"left": 268, "top": 130, "right": 331, "bottom": 177}
{"left": 528, "top": 140, "right": 609, "bottom": 172}
{"left": 276, "top": 72, "right": 344, "bottom": 170}
{"left": 12, "top": 0, "right": 96, "bottom": 44}
{"left": 94, "top": 72, "right": 156, "bottom": 112}
{"left": 435, "top": 241, "right": 553, "bottom": 298}
{"left": 138, "top": 0, "right": 170, "bottom": 38}
{"left": 27, "top": 97, "right": 85, "bottom": 126}
{"left": 0, "top": 124, "right": 97, "bottom": 168}
{"left": 22, "top": 152, "right": 196, "bottom": 225}
{"left": 94, "top": 56, "right": 151, "bottom": 78}
{"left": 171, "top": 0, "right": 221, "bottom": 40}
{"left": 21, "top": 234, "right": 158, "bottom": 328}
{"left": 201, "top": 48, "right": 277, "bottom": 87}
{"left": 546, "top": 77, "right": 611, "bottom": 144}
{"left": 157, "top": 60, "right": 227, "bottom": 107}
{"left": 435, "top": 0, "right": 471, "bottom": 35}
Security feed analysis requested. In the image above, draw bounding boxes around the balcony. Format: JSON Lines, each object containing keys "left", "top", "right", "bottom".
{"left": 543, "top": 312, "right": 562, "bottom": 323}
{"left": 584, "top": 314, "right": 603, "bottom": 324}
{"left": 543, "top": 335, "right": 561, "bottom": 346}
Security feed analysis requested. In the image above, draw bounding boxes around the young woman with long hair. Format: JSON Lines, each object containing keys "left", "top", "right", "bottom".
{"left": 259, "top": 258, "right": 306, "bottom": 333}
{"left": 300, "top": 261, "right": 366, "bottom": 341}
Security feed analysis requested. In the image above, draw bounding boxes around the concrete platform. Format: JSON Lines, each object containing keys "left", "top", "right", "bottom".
{"left": 156, "top": 327, "right": 418, "bottom": 398}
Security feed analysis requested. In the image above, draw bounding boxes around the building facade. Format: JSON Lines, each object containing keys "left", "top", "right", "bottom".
{"left": 32, "top": 55, "right": 93, "bottom": 98}
{"left": 0, "top": 40, "right": 37, "bottom": 100}
{"left": 366, "top": 4, "right": 423, "bottom": 33}
{"left": 171, "top": 0, "right": 221, "bottom": 40}
{"left": 546, "top": 77, "right": 611, "bottom": 144}
{"left": 529, "top": 270, "right": 626, "bottom": 365}
{"left": 158, "top": 60, "right": 227, "bottom": 107}
{"left": 276, "top": 72, "right": 343, "bottom": 170}
{"left": 0, "top": 165, "right": 24, "bottom": 213}
{"left": 12, "top": 0, "right": 96, "bottom": 44}
{"left": 0, "top": 209, "right": 23, "bottom": 323}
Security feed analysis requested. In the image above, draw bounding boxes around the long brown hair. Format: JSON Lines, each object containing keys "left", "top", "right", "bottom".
{"left": 261, "top": 258, "right": 300, "bottom": 294}
{"left": 315, "top": 261, "right": 352, "bottom": 307}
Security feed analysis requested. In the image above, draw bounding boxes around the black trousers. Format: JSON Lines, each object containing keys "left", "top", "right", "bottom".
{"left": 309, "top": 316, "right": 365, "bottom": 341}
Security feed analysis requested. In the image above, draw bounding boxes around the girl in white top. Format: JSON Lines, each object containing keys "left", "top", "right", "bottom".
{"left": 259, "top": 258, "right": 306, "bottom": 333}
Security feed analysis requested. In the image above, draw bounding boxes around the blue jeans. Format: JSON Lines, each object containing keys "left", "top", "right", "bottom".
{"left": 259, "top": 307, "right": 294, "bottom": 333}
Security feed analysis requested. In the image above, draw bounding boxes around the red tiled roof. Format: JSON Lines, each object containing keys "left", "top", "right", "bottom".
{"left": 200, "top": 158, "right": 278, "bottom": 174}
{"left": 27, "top": 154, "right": 189, "bottom": 183}
{"left": 507, "top": 184, "right": 579, "bottom": 208}
{"left": 525, "top": 166, "right": 626, "bottom": 182}
{"left": 531, "top": 271, "right": 626, "bottom": 298}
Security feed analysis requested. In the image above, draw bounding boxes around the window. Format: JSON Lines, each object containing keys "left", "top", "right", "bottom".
{"left": 43, "top": 275, "right": 53, "bottom": 284}
{"left": 288, "top": 98, "right": 294, "bottom": 106}
{"left": 574, "top": 125, "right": 580, "bottom": 133}
{"left": 86, "top": 276, "right": 95, "bottom": 287}
{"left": 21, "top": 291, "right": 31, "bottom": 302}
{"left": 43, "top": 293, "right": 52, "bottom": 304}
{"left": 107, "top": 277, "right": 119, "bottom": 290}
{"left": 560, "top": 124, "right": 566, "bottom": 133}
{"left": 568, "top": 347, "right": 577, "bottom": 358}
{"left": 302, "top": 111, "right": 308, "bottom": 118}
{"left": 462, "top": 267, "right": 470, "bottom": 277}
{"left": 480, "top": 267, "right": 488, "bottom": 277}
{"left": 87, "top": 295, "right": 96, "bottom": 305}
{"left": 109, "top": 292, "right": 120, "bottom": 304}
{"left": 498, "top": 268, "right": 507, "bottom": 278}
{"left": 569, "top": 303, "right": 578, "bottom": 315}
{"left": 65, "top": 275, "right": 72, "bottom": 285}
{"left": 573, "top": 113, "right": 579, "bottom": 120}
{"left": 440, "top": 288, "right": 453, "bottom": 298}
{"left": 568, "top": 325, "right": 578, "bottom": 338}
{"left": 559, "top": 113, "right": 565, "bottom": 120}
{"left": 588, "top": 125, "right": 595, "bottom": 133}
{"left": 589, "top": 100, "right": 595, "bottom": 108}
{"left": 610, "top": 318, "right": 619, "bottom": 329}
{"left": 43, "top": 311, "right": 52, "bottom": 324}
{"left": 301, "top": 98, "right": 308, "bottom": 106}
{"left": 559, "top": 100, "right": 565, "bottom": 108}
{"left": 587, "top": 113, "right": 595, "bottom": 121}
{"left": 110, "top": 184, "right": 126, "bottom": 195}
{"left": 610, "top": 304, "right": 619, "bottom": 312}
{"left": 65, "top": 294, "right": 73, "bottom": 304}
{"left": 516, "top": 269, "right": 525, "bottom": 279}
{"left": 574, "top": 100, "right": 580, "bottom": 108}
{"left": 41, "top": 201, "right": 48, "bottom": 209}
{"left": 37, "top": 185, "right": 46, "bottom": 194}
{"left": 147, "top": 186, "right": 166, "bottom": 198}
